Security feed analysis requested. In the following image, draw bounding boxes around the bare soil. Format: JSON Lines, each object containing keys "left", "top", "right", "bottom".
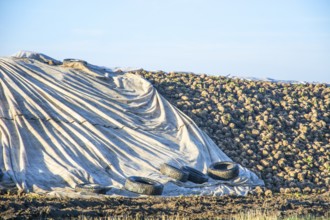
{"left": 0, "top": 193, "right": 329, "bottom": 219}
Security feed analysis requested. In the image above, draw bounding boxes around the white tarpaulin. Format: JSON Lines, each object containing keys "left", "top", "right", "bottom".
{"left": 0, "top": 51, "right": 263, "bottom": 197}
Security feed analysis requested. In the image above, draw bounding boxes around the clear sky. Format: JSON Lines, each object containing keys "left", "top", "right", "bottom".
{"left": 1, "top": 0, "right": 329, "bottom": 82}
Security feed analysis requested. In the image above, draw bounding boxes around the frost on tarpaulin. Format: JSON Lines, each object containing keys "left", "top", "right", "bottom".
{"left": 0, "top": 51, "right": 263, "bottom": 197}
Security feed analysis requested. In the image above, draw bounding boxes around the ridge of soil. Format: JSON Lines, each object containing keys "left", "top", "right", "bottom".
{"left": 0, "top": 193, "right": 329, "bottom": 219}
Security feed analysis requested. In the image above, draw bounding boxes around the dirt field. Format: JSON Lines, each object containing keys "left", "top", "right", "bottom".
{"left": 0, "top": 192, "right": 329, "bottom": 219}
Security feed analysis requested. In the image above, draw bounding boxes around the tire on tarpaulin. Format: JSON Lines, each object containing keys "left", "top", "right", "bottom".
{"left": 207, "top": 161, "right": 239, "bottom": 180}
{"left": 124, "top": 176, "right": 164, "bottom": 195}
{"left": 160, "top": 163, "right": 189, "bottom": 182}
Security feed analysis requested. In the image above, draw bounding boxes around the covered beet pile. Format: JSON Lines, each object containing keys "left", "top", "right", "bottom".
{"left": 0, "top": 51, "right": 262, "bottom": 197}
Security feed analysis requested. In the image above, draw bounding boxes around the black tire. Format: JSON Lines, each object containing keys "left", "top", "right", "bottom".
{"left": 124, "top": 176, "right": 163, "bottom": 195}
{"left": 75, "top": 183, "right": 108, "bottom": 194}
{"left": 181, "top": 166, "right": 208, "bottom": 184}
{"left": 63, "top": 58, "right": 87, "bottom": 65}
{"left": 207, "top": 161, "right": 239, "bottom": 180}
{"left": 160, "top": 163, "right": 189, "bottom": 182}
{"left": 0, "top": 169, "right": 3, "bottom": 181}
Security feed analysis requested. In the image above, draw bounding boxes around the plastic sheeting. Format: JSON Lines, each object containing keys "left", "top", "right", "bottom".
{"left": 0, "top": 51, "right": 263, "bottom": 197}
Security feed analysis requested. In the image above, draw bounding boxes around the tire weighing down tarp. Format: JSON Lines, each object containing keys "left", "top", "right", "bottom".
{"left": 0, "top": 51, "right": 263, "bottom": 197}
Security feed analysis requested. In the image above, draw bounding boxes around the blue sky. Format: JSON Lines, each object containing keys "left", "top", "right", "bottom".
{"left": 1, "top": 0, "right": 329, "bottom": 82}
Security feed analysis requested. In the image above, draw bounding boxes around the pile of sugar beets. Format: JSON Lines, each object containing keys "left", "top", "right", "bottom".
{"left": 133, "top": 69, "right": 330, "bottom": 194}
